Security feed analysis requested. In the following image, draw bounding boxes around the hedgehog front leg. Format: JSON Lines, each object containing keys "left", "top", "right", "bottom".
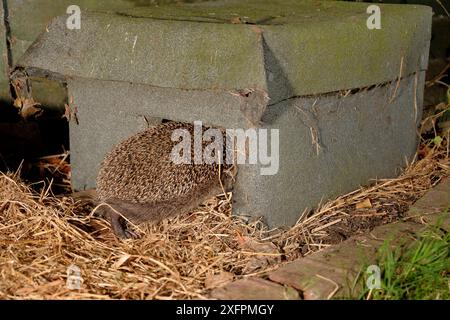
{"left": 102, "top": 206, "right": 137, "bottom": 239}
{"left": 108, "top": 210, "right": 128, "bottom": 239}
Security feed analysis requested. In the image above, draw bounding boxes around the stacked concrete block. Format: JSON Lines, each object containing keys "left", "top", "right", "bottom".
{"left": 1, "top": 0, "right": 189, "bottom": 106}
{"left": 14, "top": 0, "right": 432, "bottom": 227}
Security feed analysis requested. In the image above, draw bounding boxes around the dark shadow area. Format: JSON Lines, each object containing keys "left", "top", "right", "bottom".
{"left": 0, "top": 103, "right": 70, "bottom": 193}
{"left": 260, "top": 35, "right": 301, "bottom": 127}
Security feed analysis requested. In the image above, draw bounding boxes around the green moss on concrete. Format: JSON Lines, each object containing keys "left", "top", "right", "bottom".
{"left": 118, "top": 0, "right": 375, "bottom": 25}
{"left": 1, "top": 0, "right": 435, "bottom": 108}
{"left": 262, "top": 4, "right": 432, "bottom": 100}
{"left": 8, "top": 0, "right": 190, "bottom": 42}
{"left": 4, "top": 0, "right": 209, "bottom": 103}
{"left": 18, "top": 12, "right": 267, "bottom": 93}
{"left": 18, "top": 0, "right": 431, "bottom": 106}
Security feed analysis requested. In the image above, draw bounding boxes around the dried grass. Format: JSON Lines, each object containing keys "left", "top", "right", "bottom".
{"left": 1, "top": 141, "right": 448, "bottom": 299}
{"left": 1, "top": 100, "right": 449, "bottom": 299}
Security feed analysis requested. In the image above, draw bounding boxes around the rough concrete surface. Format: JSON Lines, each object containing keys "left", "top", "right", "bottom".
{"left": 14, "top": 0, "right": 432, "bottom": 228}
{"left": 18, "top": 1, "right": 431, "bottom": 103}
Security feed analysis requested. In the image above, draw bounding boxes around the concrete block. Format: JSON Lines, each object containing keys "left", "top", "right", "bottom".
{"left": 2, "top": 0, "right": 187, "bottom": 106}
{"left": 17, "top": 1, "right": 432, "bottom": 102}
{"left": 235, "top": 73, "right": 426, "bottom": 226}
{"left": 6, "top": 0, "right": 149, "bottom": 64}
{"left": 14, "top": 0, "right": 432, "bottom": 228}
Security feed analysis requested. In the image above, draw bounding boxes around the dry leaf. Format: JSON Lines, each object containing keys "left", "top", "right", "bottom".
{"left": 235, "top": 231, "right": 246, "bottom": 247}
{"left": 418, "top": 144, "right": 431, "bottom": 158}
{"left": 205, "top": 271, "right": 234, "bottom": 289}
{"left": 239, "top": 237, "right": 280, "bottom": 273}
{"left": 239, "top": 236, "right": 279, "bottom": 253}
{"left": 230, "top": 16, "right": 243, "bottom": 24}
{"left": 356, "top": 198, "right": 372, "bottom": 209}
{"left": 238, "top": 236, "right": 277, "bottom": 253}
{"left": 62, "top": 104, "right": 79, "bottom": 124}
{"left": 14, "top": 97, "right": 43, "bottom": 120}
{"left": 113, "top": 254, "right": 131, "bottom": 269}
{"left": 435, "top": 102, "right": 448, "bottom": 111}
{"left": 62, "top": 104, "right": 71, "bottom": 122}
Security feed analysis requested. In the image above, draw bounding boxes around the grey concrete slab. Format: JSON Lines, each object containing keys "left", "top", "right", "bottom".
{"left": 3, "top": 0, "right": 196, "bottom": 106}
{"left": 1, "top": 0, "right": 435, "bottom": 107}
{"left": 233, "top": 73, "right": 425, "bottom": 226}
{"left": 66, "top": 77, "right": 248, "bottom": 190}
{"left": 12, "top": 0, "right": 432, "bottom": 229}
{"left": 17, "top": 1, "right": 431, "bottom": 103}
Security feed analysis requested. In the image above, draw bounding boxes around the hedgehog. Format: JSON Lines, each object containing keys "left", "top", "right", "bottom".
{"left": 95, "top": 121, "right": 233, "bottom": 238}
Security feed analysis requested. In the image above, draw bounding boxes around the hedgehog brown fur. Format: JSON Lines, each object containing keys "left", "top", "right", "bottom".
{"left": 96, "top": 121, "right": 233, "bottom": 238}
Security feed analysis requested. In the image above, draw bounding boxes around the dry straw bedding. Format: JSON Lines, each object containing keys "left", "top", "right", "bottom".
{"left": 0, "top": 104, "right": 449, "bottom": 299}
{"left": 2, "top": 62, "right": 448, "bottom": 299}
{"left": 0, "top": 146, "right": 448, "bottom": 299}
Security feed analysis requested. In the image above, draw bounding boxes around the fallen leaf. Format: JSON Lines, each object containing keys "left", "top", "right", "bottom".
{"left": 113, "top": 254, "right": 131, "bottom": 269}
{"left": 238, "top": 236, "right": 275, "bottom": 252}
{"left": 62, "top": 104, "right": 71, "bottom": 122}
{"left": 239, "top": 237, "right": 280, "bottom": 273}
{"left": 13, "top": 97, "right": 23, "bottom": 108}
{"left": 205, "top": 271, "right": 234, "bottom": 289}
{"left": 14, "top": 97, "right": 42, "bottom": 120}
{"left": 235, "top": 231, "right": 246, "bottom": 247}
{"left": 62, "top": 104, "right": 79, "bottom": 124}
{"left": 356, "top": 198, "right": 372, "bottom": 210}
{"left": 230, "top": 16, "right": 243, "bottom": 24}
{"left": 435, "top": 102, "right": 448, "bottom": 111}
